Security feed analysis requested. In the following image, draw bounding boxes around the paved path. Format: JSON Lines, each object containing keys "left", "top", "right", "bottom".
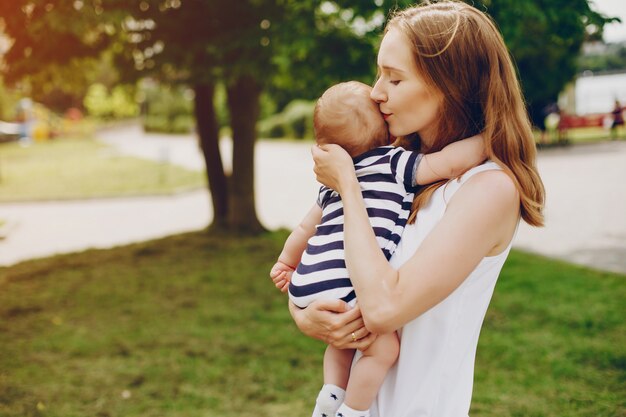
{"left": 514, "top": 141, "right": 626, "bottom": 274}
{"left": 1, "top": 125, "right": 625, "bottom": 274}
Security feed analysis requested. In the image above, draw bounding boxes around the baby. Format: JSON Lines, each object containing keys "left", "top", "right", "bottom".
{"left": 270, "top": 81, "right": 484, "bottom": 417}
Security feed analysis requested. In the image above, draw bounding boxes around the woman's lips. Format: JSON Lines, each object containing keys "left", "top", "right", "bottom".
{"left": 382, "top": 113, "right": 391, "bottom": 121}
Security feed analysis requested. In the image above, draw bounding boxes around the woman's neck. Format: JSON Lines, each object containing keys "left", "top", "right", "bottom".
{"left": 419, "top": 127, "right": 437, "bottom": 152}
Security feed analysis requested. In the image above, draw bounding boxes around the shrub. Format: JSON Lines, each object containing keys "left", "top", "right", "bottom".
{"left": 141, "top": 84, "right": 195, "bottom": 134}
{"left": 83, "top": 84, "right": 112, "bottom": 118}
{"left": 258, "top": 99, "right": 315, "bottom": 139}
{"left": 84, "top": 84, "right": 138, "bottom": 119}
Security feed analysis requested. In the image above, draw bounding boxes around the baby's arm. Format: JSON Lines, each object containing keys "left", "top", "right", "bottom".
{"left": 415, "top": 134, "right": 485, "bottom": 184}
{"left": 270, "top": 203, "right": 323, "bottom": 293}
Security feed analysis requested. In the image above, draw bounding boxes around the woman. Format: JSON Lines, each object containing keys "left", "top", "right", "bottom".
{"left": 289, "top": 2, "right": 545, "bottom": 416}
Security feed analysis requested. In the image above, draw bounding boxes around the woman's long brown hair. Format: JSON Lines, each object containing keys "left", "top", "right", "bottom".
{"left": 388, "top": 1, "right": 545, "bottom": 226}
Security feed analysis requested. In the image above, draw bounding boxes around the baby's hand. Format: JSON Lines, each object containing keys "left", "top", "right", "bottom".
{"left": 270, "top": 261, "right": 295, "bottom": 293}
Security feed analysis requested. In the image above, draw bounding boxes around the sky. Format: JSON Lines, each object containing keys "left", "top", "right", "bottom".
{"left": 591, "top": 0, "right": 626, "bottom": 43}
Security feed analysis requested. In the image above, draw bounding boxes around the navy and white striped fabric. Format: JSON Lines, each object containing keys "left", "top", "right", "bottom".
{"left": 289, "top": 146, "right": 421, "bottom": 308}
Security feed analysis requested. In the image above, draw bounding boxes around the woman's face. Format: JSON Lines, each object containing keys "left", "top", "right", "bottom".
{"left": 371, "top": 27, "right": 443, "bottom": 146}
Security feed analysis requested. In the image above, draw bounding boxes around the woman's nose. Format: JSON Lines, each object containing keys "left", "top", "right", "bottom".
{"left": 370, "top": 81, "right": 387, "bottom": 103}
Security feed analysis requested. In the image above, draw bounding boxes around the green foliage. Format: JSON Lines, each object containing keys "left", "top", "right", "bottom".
{"left": 110, "top": 86, "right": 139, "bottom": 118}
{"left": 0, "top": 0, "right": 121, "bottom": 112}
{"left": 213, "top": 83, "right": 229, "bottom": 129}
{"left": 83, "top": 84, "right": 111, "bottom": 118}
{"left": 141, "top": 84, "right": 194, "bottom": 134}
{"left": 0, "top": 78, "right": 19, "bottom": 121}
{"left": 1, "top": 0, "right": 617, "bottom": 124}
{"left": 259, "top": 92, "right": 278, "bottom": 123}
{"left": 578, "top": 43, "right": 626, "bottom": 73}
{"left": 480, "top": 0, "right": 617, "bottom": 125}
{"left": 0, "top": 232, "right": 624, "bottom": 416}
{"left": 83, "top": 83, "right": 138, "bottom": 119}
{"left": 1, "top": 0, "right": 620, "bottom": 233}
{"left": 258, "top": 99, "right": 315, "bottom": 139}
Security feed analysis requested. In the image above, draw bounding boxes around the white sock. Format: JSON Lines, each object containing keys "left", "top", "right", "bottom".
{"left": 335, "top": 403, "right": 370, "bottom": 417}
{"left": 313, "top": 384, "right": 345, "bottom": 417}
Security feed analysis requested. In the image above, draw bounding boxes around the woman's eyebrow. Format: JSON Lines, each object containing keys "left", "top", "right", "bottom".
{"left": 379, "top": 65, "right": 406, "bottom": 73}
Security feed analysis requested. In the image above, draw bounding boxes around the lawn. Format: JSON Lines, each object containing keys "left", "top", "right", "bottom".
{"left": 0, "top": 138, "right": 205, "bottom": 202}
{"left": 0, "top": 231, "right": 624, "bottom": 417}
{"left": 534, "top": 126, "right": 624, "bottom": 145}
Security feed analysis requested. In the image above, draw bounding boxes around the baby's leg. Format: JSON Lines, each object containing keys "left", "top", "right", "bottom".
{"left": 324, "top": 344, "right": 354, "bottom": 388}
{"left": 313, "top": 345, "right": 355, "bottom": 417}
{"left": 343, "top": 332, "right": 399, "bottom": 411}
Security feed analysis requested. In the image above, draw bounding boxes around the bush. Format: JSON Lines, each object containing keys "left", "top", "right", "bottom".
{"left": 142, "top": 115, "right": 170, "bottom": 133}
{"left": 171, "top": 114, "right": 195, "bottom": 134}
{"left": 83, "top": 84, "right": 112, "bottom": 118}
{"left": 141, "top": 84, "right": 195, "bottom": 134}
{"left": 0, "top": 78, "right": 19, "bottom": 121}
{"left": 258, "top": 99, "right": 315, "bottom": 139}
{"left": 84, "top": 83, "right": 138, "bottom": 119}
{"left": 110, "top": 86, "right": 140, "bottom": 119}
{"left": 142, "top": 114, "right": 195, "bottom": 134}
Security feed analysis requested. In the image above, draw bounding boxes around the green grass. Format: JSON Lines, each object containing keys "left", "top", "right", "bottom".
{"left": 564, "top": 127, "right": 613, "bottom": 143}
{"left": 0, "top": 232, "right": 624, "bottom": 417}
{"left": 0, "top": 138, "right": 205, "bottom": 201}
{"left": 534, "top": 126, "right": 624, "bottom": 145}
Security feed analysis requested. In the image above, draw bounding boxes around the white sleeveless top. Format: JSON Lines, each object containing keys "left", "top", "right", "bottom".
{"left": 368, "top": 161, "right": 517, "bottom": 417}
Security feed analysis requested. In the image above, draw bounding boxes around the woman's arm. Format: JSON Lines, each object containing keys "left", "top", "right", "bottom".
{"left": 312, "top": 144, "right": 519, "bottom": 334}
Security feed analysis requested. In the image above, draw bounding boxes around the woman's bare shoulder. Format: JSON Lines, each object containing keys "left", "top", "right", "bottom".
{"left": 449, "top": 168, "right": 519, "bottom": 215}
{"left": 444, "top": 168, "right": 519, "bottom": 255}
{"left": 470, "top": 168, "right": 517, "bottom": 193}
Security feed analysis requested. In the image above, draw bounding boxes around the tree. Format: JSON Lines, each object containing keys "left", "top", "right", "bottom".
{"left": 118, "top": 0, "right": 391, "bottom": 233}
{"left": 0, "top": 1, "right": 115, "bottom": 112}
{"left": 1, "top": 0, "right": 384, "bottom": 234}
{"left": 480, "top": 0, "right": 615, "bottom": 124}
{"left": 267, "top": 0, "right": 616, "bottom": 125}
{"left": 0, "top": 0, "right": 616, "bottom": 235}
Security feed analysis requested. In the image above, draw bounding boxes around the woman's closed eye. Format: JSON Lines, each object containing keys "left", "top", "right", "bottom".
{"left": 390, "top": 80, "right": 401, "bottom": 85}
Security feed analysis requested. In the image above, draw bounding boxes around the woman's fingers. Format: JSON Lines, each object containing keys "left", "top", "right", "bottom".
{"left": 330, "top": 325, "right": 375, "bottom": 350}
{"left": 352, "top": 332, "right": 378, "bottom": 351}
{"left": 333, "top": 319, "right": 370, "bottom": 347}
{"left": 338, "top": 303, "right": 363, "bottom": 322}
{"left": 345, "top": 317, "right": 368, "bottom": 337}
{"left": 290, "top": 299, "right": 371, "bottom": 348}
{"left": 323, "top": 304, "right": 373, "bottom": 349}
{"left": 311, "top": 144, "right": 357, "bottom": 192}
{"left": 312, "top": 298, "right": 351, "bottom": 315}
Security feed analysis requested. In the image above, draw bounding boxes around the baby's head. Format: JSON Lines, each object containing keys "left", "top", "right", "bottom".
{"left": 313, "top": 81, "right": 389, "bottom": 157}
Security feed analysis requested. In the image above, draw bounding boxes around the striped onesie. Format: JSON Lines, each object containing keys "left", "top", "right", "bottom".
{"left": 288, "top": 145, "right": 422, "bottom": 308}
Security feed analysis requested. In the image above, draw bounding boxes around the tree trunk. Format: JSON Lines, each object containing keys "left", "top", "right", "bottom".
{"left": 225, "top": 75, "right": 265, "bottom": 234}
{"left": 193, "top": 83, "right": 229, "bottom": 231}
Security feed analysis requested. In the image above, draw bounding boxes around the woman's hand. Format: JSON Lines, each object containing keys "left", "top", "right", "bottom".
{"left": 311, "top": 144, "right": 357, "bottom": 194}
{"left": 289, "top": 299, "right": 377, "bottom": 351}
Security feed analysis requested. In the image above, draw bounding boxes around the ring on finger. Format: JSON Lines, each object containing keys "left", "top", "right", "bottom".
{"left": 351, "top": 332, "right": 357, "bottom": 342}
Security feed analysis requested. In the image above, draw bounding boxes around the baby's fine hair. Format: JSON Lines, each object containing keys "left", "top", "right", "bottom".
{"left": 314, "top": 81, "right": 389, "bottom": 157}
